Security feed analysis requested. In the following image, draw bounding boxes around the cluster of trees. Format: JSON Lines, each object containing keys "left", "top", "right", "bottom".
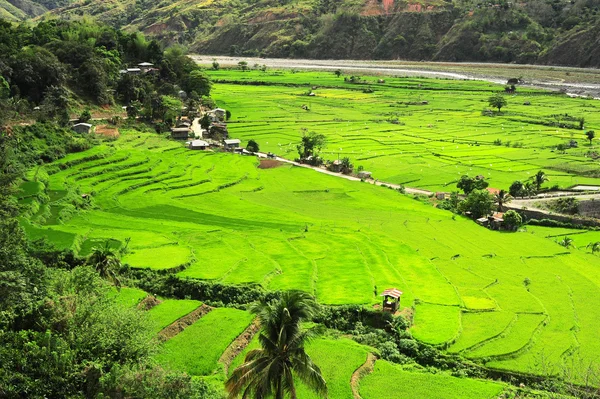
{"left": 0, "top": 101, "right": 219, "bottom": 399}
{"left": 296, "top": 130, "right": 326, "bottom": 165}
{"left": 509, "top": 170, "right": 549, "bottom": 198}
{"left": 0, "top": 18, "right": 211, "bottom": 128}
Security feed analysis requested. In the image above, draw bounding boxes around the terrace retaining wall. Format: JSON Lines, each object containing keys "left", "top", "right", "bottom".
{"left": 508, "top": 206, "right": 600, "bottom": 228}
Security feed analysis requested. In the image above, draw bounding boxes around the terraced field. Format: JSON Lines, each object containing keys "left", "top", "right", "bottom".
{"left": 21, "top": 119, "right": 600, "bottom": 380}
{"left": 207, "top": 69, "right": 600, "bottom": 192}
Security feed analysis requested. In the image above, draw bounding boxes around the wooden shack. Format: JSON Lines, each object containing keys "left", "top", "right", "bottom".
{"left": 380, "top": 288, "right": 403, "bottom": 313}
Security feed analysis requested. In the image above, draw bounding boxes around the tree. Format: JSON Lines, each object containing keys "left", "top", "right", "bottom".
{"left": 585, "top": 130, "right": 595, "bottom": 145}
{"left": 212, "top": 59, "right": 219, "bottom": 70}
{"left": 587, "top": 242, "right": 600, "bottom": 254}
{"left": 494, "top": 189, "right": 512, "bottom": 211}
{"left": 509, "top": 180, "right": 524, "bottom": 198}
{"left": 503, "top": 210, "right": 522, "bottom": 231}
{"left": 226, "top": 291, "right": 327, "bottom": 399}
{"left": 127, "top": 100, "right": 142, "bottom": 119}
{"left": 557, "top": 236, "right": 573, "bottom": 249}
{"left": 79, "top": 109, "right": 92, "bottom": 123}
{"left": 340, "top": 157, "right": 353, "bottom": 174}
{"left": 246, "top": 139, "right": 259, "bottom": 153}
{"left": 533, "top": 170, "right": 548, "bottom": 191}
{"left": 334, "top": 69, "right": 342, "bottom": 77}
{"left": 200, "top": 114, "right": 211, "bottom": 130}
{"left": 238, "top": 61, "right": 248, "bottom": 71}
{"left": 183, "top": 69, "right": 211, "bottom": 98}
{"left": 297, "top": 131, "right": 326, "bottom": 161}
{"left": 458, "top": 189, "right": 494, "bottom": 219}
{"left": 488, "top": 93, "right": 507, "bottom": 112}
{"left": 457, "top": 175, "right": 488, "bottom": 194}
{"left": 86, "top": 241, "right": 121, "bottom": 288}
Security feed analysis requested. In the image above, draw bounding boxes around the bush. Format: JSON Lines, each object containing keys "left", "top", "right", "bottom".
{"left": 503, "top": 210, "right": 522, "bottom": 231}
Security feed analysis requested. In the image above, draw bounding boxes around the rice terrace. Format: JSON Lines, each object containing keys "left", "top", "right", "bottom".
{"left": 11, "top": 58, "right": 600, "bottom": 397}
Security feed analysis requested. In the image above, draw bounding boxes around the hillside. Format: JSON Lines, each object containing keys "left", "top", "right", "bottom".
{"left": 2, "top": 0, "right": 598, "bottom": 67}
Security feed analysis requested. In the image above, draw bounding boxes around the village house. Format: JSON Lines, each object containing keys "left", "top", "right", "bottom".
{"left": 171, "top": 126, "right": 191, "bottom": 140}
{"left": 188, "top": 140, "right": 209, "bottom": 150}
{"left": 207, "top": 108, "right": 227, "bottom": 122}
{"left": 72, "top": 123, "right": 93, "bottom": 134}
{"left": 209, "top": 122, "right": 228, "bottom": 139}
{"left": 223, "top": 138, "right": 241, "bottom": 151}
{"left": 357, "top": 170, "right": 372, "bottom": 179}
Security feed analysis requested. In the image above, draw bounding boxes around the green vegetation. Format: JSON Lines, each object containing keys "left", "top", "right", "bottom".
{"left": 207, "top": 69, "right": 600, "bottom": 192}
{"left": 147, "top": 299, "right": 202, "bottom": 334}
{"left": 4, "top": 0, "right": 600, "bottom": 67}
{"left": 360, "top": 361, "right": 504, "bottom": 399}
{"left": 156, "top": 308, "right": 253, "bottom": 376}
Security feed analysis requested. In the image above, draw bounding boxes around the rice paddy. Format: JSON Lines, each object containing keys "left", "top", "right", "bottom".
{"left": 20, "top": 70, "right": 600, "bottom": 384}
{"left": 208, "top": 69, "right": 600, "bottom": 192}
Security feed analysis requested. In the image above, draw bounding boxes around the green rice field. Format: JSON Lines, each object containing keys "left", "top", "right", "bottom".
{"left": 20, "top": 77, "right": 600, "bottom": 382}
{"left": 207, "top": 69, "right": 600, "bottom": 192}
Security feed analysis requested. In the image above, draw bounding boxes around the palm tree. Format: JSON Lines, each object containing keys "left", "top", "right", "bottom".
{"left": 587, "top": 242, "right": 600, "bottom": 254}
{"left": 534, "top": 170, "right": 548, "bottom": 191}
{"left": 557, "top": 236, "right": 574, "bottom": 249}
{"left": 494, "top": 189, "right": 513, "bottom": 211}
{"left": 87, "top": 241, "right": 122, "bottom": 288}
{"left": 226, "top": 291, "right": 327, "bottom": 399}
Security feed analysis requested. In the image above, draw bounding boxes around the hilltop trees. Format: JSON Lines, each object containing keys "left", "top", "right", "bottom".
{"left": 226, "top": 291, "right": 327, "bottom": 399}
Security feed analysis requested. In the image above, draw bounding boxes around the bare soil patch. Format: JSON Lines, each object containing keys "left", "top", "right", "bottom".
{"left": 137, "top": 295, "right": 162, "bottom": 311}
{"left": 258, "top": 159, "right": 284, "bottom": 169}
{"left": 158, "top": 304, "right": 213, "bottom": 341}
{"left": 218, "top": 319, "right": 260, "bottom": 374}
{"left": 95, "top": 124, "right": 120, "bottom": 138}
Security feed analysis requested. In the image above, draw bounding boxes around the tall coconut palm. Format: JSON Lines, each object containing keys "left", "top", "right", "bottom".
{"left": 494, "top": 189, "right": 513, "bottom": 211}
{"left": 534, "top": 170, "right": 548, "bottom": 191}
{"left": 87, "top": 241, "right": 121, "bottom": 289}
{"left": 226, "top": 291, "right": 327, "bottom": 399}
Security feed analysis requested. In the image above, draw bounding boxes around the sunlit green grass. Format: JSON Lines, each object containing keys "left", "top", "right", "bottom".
{"left": 147, "top": 299, "right": 202, "bottom": 334}
{"left": 155, "top": 307, "right": 253, "bottom": 376}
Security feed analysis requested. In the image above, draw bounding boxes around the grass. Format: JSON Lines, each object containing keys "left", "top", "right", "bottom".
{"left": 207, "top": 69, "right": 600, "bottom": 192}
{"left": 146, "top": 299, "right": 202, "bottom": 335}
{"left": 155, "top": 307, "right": 253, "bottom": 376}
{"left": 359, "top": 360, "right": 504, "bottom": 399}
{"left": 17, "top": 86, "right": 600, "bottom": 378}
{"left": 110, "top": 286, "right": 147, "bottom": 307}
{"left": 411, "top": 304, "right": 461, "bottom": 345}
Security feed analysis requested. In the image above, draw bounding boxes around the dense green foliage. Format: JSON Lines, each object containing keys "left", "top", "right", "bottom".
{"left": 3, "top": 0, "right": 600, "bottom": 66}
{"left": 0, "top": 18, "right": 211, "bottom": 126}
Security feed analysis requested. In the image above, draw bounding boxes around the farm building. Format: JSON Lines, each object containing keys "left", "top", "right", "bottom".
{"left": 435, "top": 192, "right": 446, "bottom": 200}
{"left": 329, "top": 159, "right": 342, "bottom": 173}
{"left": 189, "top": 140, "right": 209, "bottom": 150}
{"left": 138, "top": 62, "right": 153, "bottom": 72}
{"left": 176, "top": 120, "right": 191, "bottom": 128}
{"left": 380, "top": 288, "right": 403, "bottom": 312}
{"left": 223, "top": 139, "right": 241, "bottom": 150}
{"left": 72, "top": 123, "right": 93, "bottom": 134}
{"left": 210, "top": 122, "right": 228, "bottom": 139}
{"left": 358, "top": 171, "right": 372, "bottom": 179}
{"left": 171, "top": 127, "right": 191, "bottom": 140}
{"left": 476, "top": 212, "right": 505, "bottom": 230}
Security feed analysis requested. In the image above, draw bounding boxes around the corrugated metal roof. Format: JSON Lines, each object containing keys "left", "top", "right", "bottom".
{"left": 224, "top": 139, "right": 241, "bottom": 145}
{"left": 380, "top": 288, "right": 403, "bottom": 298}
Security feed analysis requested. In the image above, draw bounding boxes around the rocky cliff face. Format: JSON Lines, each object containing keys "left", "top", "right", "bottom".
{"left": 3, "top": 0, "right": 600, "bottom": 67}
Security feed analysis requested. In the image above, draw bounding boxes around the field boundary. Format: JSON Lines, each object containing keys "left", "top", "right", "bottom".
{"left": 218, "top": 318, "right": 261, "bottom": 375}
{"left": 158, "top": 304, "right": 213, "bottom": 341}
{"left": 351, "top": 352, "right": 377, "bottom": 399}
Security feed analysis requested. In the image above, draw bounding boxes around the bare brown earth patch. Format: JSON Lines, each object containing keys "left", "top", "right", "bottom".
{"left": 258, "top": 159, "right": 284, "bottom": 169}
{"left": 95, "top": 125, "right": 120, "bottom": 138}
{"left": 351, "top": 353, "right": 377, "bottom": 399}
{"left": 137, "top": 295, "right": 162, "bottom": 311}
{"left": 158, "top": 304, "right": 213, "bottom": 341}
{"left": 218, "top": 319, "right": 260, "bottom": 375}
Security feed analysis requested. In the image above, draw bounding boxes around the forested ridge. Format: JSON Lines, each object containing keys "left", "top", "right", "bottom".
{"left": 2, "top": 0, "right": 600, "bottom": 66}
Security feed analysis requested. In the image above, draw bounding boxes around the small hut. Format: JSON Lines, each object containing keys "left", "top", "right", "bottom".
{"left": 380, "top": 288, "right": 403, "bottom": 313}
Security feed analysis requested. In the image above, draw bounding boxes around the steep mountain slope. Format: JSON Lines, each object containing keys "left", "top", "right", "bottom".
{"left": 4, "top": 0, "right": 600, "bottom": 66}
